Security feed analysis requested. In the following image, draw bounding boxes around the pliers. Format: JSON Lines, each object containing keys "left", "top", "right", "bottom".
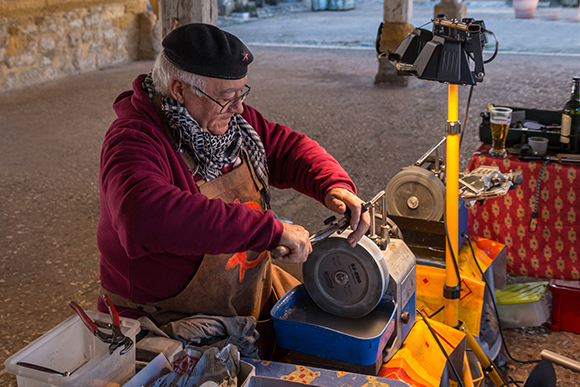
{"left": 69, "top": 294, "right": 134, "bottom": 355}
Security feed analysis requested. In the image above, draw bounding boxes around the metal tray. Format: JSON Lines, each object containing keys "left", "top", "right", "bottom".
{"left": 479, "top": 106, "right": 563, "bottom": 149}
{"left": 271, "top": 285, "right": 396, "bottom": 366}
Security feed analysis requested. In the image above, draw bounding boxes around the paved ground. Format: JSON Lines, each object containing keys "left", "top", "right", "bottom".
{"left": 221, "top": 0, "right": 580, "bottom": 54}
{"left": 1, "top": 1, "right": 580, "bottom": 386}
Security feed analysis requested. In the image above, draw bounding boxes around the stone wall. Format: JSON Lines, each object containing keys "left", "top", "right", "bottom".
{"left": 0, "top": 0, "right": 154, "bottom": 92}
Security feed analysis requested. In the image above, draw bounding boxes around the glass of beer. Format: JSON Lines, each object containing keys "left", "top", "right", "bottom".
{"left": 489, "top": 107, "right": 512, "bottom": 158}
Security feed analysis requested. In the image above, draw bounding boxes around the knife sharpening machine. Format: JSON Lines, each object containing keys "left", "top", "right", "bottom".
{"left": 271, "top": 191, "right": 416, "bottom": 372}
{"left": 385, "top": 140, "right": 520, "bottom": 361}
{"left": 385, "top": 138, "right": 521, "bottom": 257}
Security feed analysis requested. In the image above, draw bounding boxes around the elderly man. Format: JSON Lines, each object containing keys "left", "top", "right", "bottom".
{"left": 97, "top": 23, "right": 370, "bottom": 355}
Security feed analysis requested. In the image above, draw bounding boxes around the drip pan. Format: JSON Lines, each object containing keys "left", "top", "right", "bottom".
{"left": 271, "top": 285, "right": 396, "bottom": 366}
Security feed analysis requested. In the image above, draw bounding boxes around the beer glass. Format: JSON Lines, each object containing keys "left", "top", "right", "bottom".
{"left": 489, "top": 107, "right": 512, "bottom": 158}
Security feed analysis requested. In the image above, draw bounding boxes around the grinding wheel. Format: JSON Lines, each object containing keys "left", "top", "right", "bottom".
{"left": 385, "top": 166, "right": 446, "bottom": 221}
{"left": 303, "top": 230, "right": 389, "bottom": 318}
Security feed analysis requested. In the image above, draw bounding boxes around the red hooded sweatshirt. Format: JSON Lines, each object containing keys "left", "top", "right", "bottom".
{"left": 97, "top": 74, "right": 356, "bottom": 317}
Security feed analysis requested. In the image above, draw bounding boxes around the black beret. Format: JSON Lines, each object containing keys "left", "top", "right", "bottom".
{"left": 162, "top": 23, "right": 253, "bottom": 79}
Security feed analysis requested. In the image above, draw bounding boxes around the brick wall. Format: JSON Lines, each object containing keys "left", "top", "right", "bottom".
{"left": 0, "top": 0, "right": 154, "bottom": 92}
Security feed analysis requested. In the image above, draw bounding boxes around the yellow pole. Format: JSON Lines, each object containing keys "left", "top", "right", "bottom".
{"left": 444, "top": 84, "right": 460, "bottom": 327}
{"left": 462, "top": 353, "right": 476, "bottom": 387}
{"left": 462, "top": 325, "right": 505, "bottom": 386}
{"left": 448, "top": 85, "right": 459, "bottom": 122}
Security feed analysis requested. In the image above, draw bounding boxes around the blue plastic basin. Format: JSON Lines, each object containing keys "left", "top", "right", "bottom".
{"left": 271, "top": 285, "right": 397, "bottom": 366}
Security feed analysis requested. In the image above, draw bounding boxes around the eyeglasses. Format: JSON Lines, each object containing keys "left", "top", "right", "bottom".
{"left": 189, "top": 83, "right": 251, "bottom": 114}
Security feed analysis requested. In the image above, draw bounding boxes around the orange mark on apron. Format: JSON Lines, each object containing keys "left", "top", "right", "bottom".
{"left": 225, "top": 199, "right": 268, "bottom": 283}
{"left": 226, "top": 251, "right": 267, "bottom": 282}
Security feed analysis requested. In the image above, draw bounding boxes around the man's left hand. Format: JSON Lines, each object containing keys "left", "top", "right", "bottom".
{"left": 324, "top": 188, "right": 371, "bottom": 247}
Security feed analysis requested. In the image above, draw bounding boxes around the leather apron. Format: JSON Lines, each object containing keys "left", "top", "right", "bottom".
{"left": 101, "top": 95, "right": 300, "bottom": 358}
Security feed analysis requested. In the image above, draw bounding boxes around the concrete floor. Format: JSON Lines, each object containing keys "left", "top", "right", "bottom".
{"left": 1, "top": 1, "right": 580, "bottom": 386}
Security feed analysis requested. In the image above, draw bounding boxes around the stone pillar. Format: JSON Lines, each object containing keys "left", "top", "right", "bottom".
{"left": 374, "top": 0, "right": 415, "bottom": 88}
{"left": 137, "top": 11, "right": 162, "bottom": 60}
{"left": 433, "top": 0, "right": 466, "bottom": 20}
{"left": 159, "top": 0, "right": 218, "bottom": 38}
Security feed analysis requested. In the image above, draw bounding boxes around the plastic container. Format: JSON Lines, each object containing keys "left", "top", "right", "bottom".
{"left": 126, "top": 354, "right": 255, "bottom": 387}
{"left": 4, "top": 310, "right": 140, "bottom": 387}
{"left": 495, "top": 281, "right": 549, "bottom": 328}
{"left": 548, "top": 279, "right": 580, "bottom": 334}
{"left": 528, "top": 137, "right": 549, "bottom": 156}
{"left": 270, "top": 285, "right": 396, "bottom": 366}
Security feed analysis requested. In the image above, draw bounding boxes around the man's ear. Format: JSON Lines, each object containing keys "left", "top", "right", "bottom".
{"left": 168, "top": 78, "right": 186, "bottom": 104}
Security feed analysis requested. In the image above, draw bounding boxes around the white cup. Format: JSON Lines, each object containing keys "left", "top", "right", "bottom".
{"left": 528, "top": 137, "right": 549, "bottom": 156}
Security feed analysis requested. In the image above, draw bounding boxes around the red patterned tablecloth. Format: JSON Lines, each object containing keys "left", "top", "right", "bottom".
{"left": 468, "top": 143, "right": 579, "bottom": 280}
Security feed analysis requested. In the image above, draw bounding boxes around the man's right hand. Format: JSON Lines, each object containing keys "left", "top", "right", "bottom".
{"left": 275, "top": 223, "right": 312, "bottom": 264}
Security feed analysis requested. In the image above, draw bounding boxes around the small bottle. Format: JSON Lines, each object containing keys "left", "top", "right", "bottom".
{"left": 560, "top": 76, "right": 580, "bottom": 153}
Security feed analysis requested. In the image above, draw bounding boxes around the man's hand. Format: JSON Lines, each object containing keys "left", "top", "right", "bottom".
{"left": 276, "top": 222, "right": 312, "bottom": 264}
{"left": 324, "top": 188, "right": 371, "bottom": 247}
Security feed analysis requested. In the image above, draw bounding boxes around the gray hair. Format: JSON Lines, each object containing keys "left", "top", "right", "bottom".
{"left": 151, "top": 50, "right": 206, "bottom": 97}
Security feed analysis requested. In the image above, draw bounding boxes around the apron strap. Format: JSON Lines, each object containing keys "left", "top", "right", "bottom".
{"left": 100, "top": 286, "right": 161, "bottom": 315}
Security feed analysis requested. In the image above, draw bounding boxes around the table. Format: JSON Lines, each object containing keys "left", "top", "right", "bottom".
{"left": 245, "top": 358, "right": 413, "bottom": 387}
{"left": 467, "top": 144, "right": 580, "bottom": 281}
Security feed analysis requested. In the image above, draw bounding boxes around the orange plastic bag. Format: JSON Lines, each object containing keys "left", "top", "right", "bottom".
{"left": 379, "top": 315, "right": 466, "bottom": 387}
{"left": 415, "top": 239, "right": 496, "bottom": 334}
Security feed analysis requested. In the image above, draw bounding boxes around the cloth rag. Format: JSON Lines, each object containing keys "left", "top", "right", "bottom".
{"left": 139, "top": 315, "right": 260, "bottom": 358}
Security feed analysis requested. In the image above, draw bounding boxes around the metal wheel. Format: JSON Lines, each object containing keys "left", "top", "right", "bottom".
{"left": 385, "top": 166, "right": 446, "bottom": 221}
{"left": 303, "top": 230, "right": 389, "bottom": 318}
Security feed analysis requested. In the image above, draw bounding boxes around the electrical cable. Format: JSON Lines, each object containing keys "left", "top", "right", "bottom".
{"left": 428, "top": 305, "right": 444, "bottom": 319}
{"left": 444, "top": 221, "right": 462, "bottom": 286}
{"left": 482, "top": 29, "right": 499, "bottom": 64}
{"left": 459, "top": 84, "right": 475, "bottom": 151}
{"left": 506, "top": 376, "right": 525, "bottom": 387}
{"left": 416, "top": 309, "right": 466, "bottom": 387}
{"left": 427, "top": 221, "right": 461, "bottom": 320}
{"left": 438, "top": 226, "right": 538, "bottom": 385}
{"left": 465, "top": 235, "right": 542, "bottom": 366}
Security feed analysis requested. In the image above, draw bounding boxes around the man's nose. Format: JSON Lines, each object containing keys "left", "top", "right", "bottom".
{"left": 229, "top": 98, "right": 244, "bottom": 114}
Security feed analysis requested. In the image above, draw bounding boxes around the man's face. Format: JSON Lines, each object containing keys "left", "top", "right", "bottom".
{"left": 181, "top": 76, "right": 248, "bottom": 136}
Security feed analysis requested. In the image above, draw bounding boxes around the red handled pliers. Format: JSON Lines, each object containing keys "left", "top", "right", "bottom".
{"left": 69, "top": 294, "right": 134, "bottom": 355}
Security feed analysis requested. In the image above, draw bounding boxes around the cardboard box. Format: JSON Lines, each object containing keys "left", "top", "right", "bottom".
{"left": 4, "top": 311, "right": 140, "bottom": 387}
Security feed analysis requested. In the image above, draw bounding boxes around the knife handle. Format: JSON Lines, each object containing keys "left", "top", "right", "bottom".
{"left": 518, "top": 154, "right": 546, "bottom": 161}
{"left": 557, "top": 153, "right": 580, "bottom": 162}
{"left": 271, "top": 246, "right": 290, "bottom": 259}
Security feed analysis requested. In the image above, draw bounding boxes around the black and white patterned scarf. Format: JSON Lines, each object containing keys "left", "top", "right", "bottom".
{"left": 142, "top": 74, "right": 270, "bottom": 208}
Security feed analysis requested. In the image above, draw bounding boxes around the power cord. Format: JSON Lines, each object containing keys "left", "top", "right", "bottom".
{"left": 444, "top": 221, "right": 462, "bottom": 287}
{"left": 421, "top": 223, "right": 541, "bottom": 385}
{"left": 424, "top": 222, "right": 462, "bottom": 320}
{"left": 416, "top": 309, "right": 466, "bottom": 387}
{"left": 465, "top": 235, "right": 542, "bottom": 366}
{"left": 459, "top": 84, "right": 475, "bottom": 151}
{"left": 436, "top": 227, "right": 538, "bottom": 386}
